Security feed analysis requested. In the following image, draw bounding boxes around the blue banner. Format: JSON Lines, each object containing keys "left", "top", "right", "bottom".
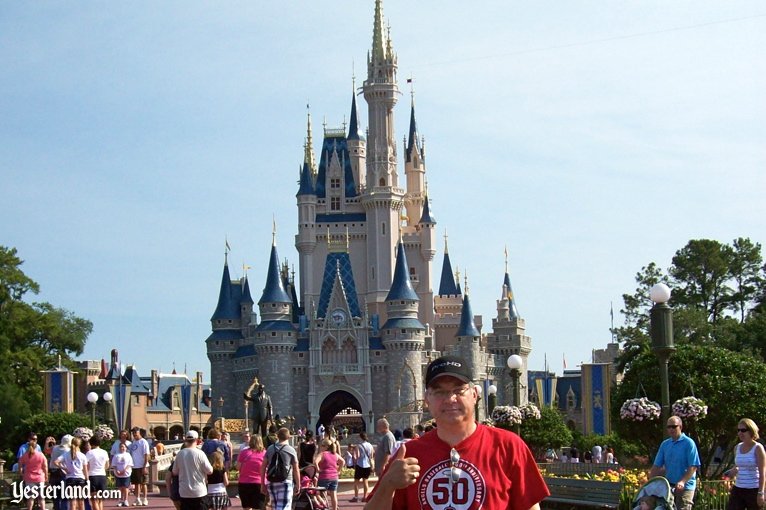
{"left": 181, "top": 383, "right": 192, "bottom": 433}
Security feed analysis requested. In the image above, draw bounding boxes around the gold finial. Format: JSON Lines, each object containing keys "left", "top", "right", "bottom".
{"left": 504, "top": 245, "right": 509, "bottom": 273}
{"left": 243, "top": 263, "right": 252, "bottom": 275}
{"left": 455, "top": 266, "right": 460, "bottom": 285}
{"left": 304, "top": 104, "right": 316, "bottom": 172}
{"left": 464, "top": 271, "right": 469, "bottom": 295}
{"left": 444, "top": 229, "right": 449, "bottom": 254}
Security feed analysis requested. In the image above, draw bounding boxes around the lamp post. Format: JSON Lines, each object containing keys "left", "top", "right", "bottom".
{"left": 474, "top": 384, "right": 483, "bottom": 420}
{"left": 487, "top": 385, "right": 497, "bottom": 417}
{"left": 650, "top": 283, "right": 675, "bottom": 423}
{"left": 87, "top": 392, "right": 99, "bottom": 429}
{"left": 102, "top": 392, "right": 113, "bottom": 429}
{"left": 218, "top": 397, "right": 225, "bottom": 432}
{"left": 507, "top": 354, "right": 523, "bottom": 406}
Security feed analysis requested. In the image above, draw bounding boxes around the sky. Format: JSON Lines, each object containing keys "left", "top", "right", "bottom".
{"left": 2, "top": 1, "right": 765, "bottom": 382}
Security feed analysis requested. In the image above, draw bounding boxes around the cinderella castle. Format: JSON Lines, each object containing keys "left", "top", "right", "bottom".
{"left": 207, "top": 0, "right": 533, "bottom": 434}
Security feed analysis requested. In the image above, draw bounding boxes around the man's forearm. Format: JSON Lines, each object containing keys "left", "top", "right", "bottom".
{"left": 363, "top": 482, "right": 396, "bottom": 510}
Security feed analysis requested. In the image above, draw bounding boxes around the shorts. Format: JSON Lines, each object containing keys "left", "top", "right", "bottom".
{"left": 354, "top": 466, "right": 371, "bottom": 480}
{"left": 89, "top": 475, "right": 108, "bottom": 492}
{"left": 238, "top": 483, "right": 265, "bottom": 509}
{"left": 116, "top": 476, "right": 132, "bottom": 488}
{"left": 65, "top": 478, "right": 87, "bottom": 488}
{"left": 318, "top": 479, "right": 338, "bottom": 492}
{"left": 131, "top": 469, "right": 147, "bottom": 484}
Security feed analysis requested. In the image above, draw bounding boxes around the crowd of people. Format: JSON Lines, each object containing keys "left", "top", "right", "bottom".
{"left": 13, "top": 355, "right": 766, "bottom": 510}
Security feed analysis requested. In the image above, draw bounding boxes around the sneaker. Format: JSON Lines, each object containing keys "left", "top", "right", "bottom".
{"left": 133, "top": 502, "right": 140, "bottom": 506}
{"left": 143, "top": 499, "right": 149, "bottom": 506}
{"left": 349, "top": 498, "right": 358, "bottom": 503}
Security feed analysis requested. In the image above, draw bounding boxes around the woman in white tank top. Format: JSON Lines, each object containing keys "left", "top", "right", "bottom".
{"left": 726, "top": 418, "right": 765, "bottom": 510}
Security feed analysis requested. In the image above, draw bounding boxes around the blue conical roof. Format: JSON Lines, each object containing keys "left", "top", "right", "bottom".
{"left": 456, "top": 293, "right": 480, "bottom": 337}
{"left": 406, "top": 102, "right": 422, "bottom": 163}
{"left": 241, "top": 276, "right": 254, "bottom": 304}
{"left": 438, "top": 252, "right": 458, "bottom": 296}
{"left": 386, "top": 242, "right": 419, "bottom": 301}
{"left": 211, "top": 261, "right": 240, "bottom": 320}
{"left": 504, "top": 272, "right": 520, "bottom": 319}
{"left": 259, "top": 244, "right": 291, "bottom": 304}
{"left": 419, "top": 195, "right": 436, "bottom": 225}
{"left": 348, "top": 93, "right": 362, "bottom": 141}
{"left": 297, "top": 162, "right": 315, "bottom": 196}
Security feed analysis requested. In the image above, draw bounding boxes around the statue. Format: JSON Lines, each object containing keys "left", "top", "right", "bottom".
{"left": 243, "top": 384, "right": 273, "bottom": 437}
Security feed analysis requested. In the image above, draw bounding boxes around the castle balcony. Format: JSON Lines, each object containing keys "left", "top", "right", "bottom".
{"left": 316, "top": 363, "right": 364, "bottom": 376}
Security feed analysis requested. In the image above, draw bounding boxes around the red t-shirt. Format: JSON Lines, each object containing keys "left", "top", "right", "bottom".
{"left": 373, "top": 424, "right": 549, "bottom": 510}
{"left": 237, "top": 448, "right": 265, "bottom": 484}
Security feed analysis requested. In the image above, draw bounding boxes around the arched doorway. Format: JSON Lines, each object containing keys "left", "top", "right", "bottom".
{"left": 318, "top": 391, "right": 365, "bottom": 434}
{"left": 152, "top": 426, "right": 168, "bottom": 440}
{"left": 169, "top": 424, "right": 184, "bottom": 440}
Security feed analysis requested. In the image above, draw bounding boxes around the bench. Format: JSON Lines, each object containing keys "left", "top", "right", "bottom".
{"left": 543, "top": 477, "right": 622, "bottom": 509}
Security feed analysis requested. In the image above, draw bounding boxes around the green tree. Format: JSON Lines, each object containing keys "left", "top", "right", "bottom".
{"left": 730, "top": 238, "right": 765, "bottom": 322}
{"left": 520, "top": 406, "right": 573, "bottom": 458}
{"left": 0, "top": 246, "right": 92, "bottom": 453}
{"left": 612, "top": 344, "right": 766, "bottom": 478}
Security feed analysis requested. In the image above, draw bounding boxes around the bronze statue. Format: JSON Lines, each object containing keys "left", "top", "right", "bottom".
{"left": 243, "top": 384, "right": 273, "bottom": 437}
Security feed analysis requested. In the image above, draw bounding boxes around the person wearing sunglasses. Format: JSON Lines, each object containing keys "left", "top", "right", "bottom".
{"left": 649, "top": 416, "right": 701, "bottom": 510}
{"left": 725, "top": 419, "right": 765, "bottom": 510}
{"left": 366, "top": 355, "right": 549, "bottom": 510}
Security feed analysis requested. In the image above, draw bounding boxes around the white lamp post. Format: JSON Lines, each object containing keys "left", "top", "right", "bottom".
{"left": 649, "top": 283, "right": 675, "bottom": 423}
{"left": 87, "top": 391, "right": 99, "bottom": 429}
{"left": 487, "top": 384, "right": 498, "bottom": 415}
{"left": 507, "top": 354, "right": 523, "bottom": 406}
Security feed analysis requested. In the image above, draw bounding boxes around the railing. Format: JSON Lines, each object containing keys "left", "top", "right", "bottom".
{"left": 317, "top": 364, "right": 363, "bottom": 375}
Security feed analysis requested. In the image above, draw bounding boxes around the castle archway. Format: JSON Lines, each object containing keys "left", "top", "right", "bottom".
{"left": 318, "top": 390, "right": 366, "bottom": 434}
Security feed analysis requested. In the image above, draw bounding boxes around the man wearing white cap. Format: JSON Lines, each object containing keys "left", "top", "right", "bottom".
{"left": 366, "top": 355, "right": 550, "bottom": 510}
{"left": 172, "top": 431, "right": 213, "bottom": 510}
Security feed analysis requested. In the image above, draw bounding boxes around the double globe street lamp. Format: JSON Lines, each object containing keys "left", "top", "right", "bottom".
{"left": 86, "top": 391, "right": 112, "bottom": 430}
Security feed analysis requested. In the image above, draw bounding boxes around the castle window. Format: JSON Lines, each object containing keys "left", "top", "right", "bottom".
{"left": 379, "top": 178, "right": 386, "bottom": 186}
{"left": 271, "top": 332, "right": 277, "bottom": 337}
{"left": 331, "top": 197, "right": 340, "bottom": 210}
{"left": 381, "top": 223, "right": 386, "bottom": 235}
{"left": 330, "top": 178, "right": 341, "bottom": 189}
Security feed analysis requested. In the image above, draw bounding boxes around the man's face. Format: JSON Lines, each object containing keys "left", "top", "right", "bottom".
{"left": 131, "top": 430, "right": 140, "bottom": 440}
{"left": 666, "top": 418, "right": 682, "bottom": 439}
{"left": 424, "top": 376, "right": 476, "bottom": 426}
{"left": 120, "top": 431, "right": 129, "bottom": 441}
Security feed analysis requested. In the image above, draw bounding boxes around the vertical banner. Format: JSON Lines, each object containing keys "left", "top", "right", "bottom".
{"left": 181, "top": 383, "right": 192, "bottom": 433}
{"left": 581, "top": 364, "right": 611, "bottom": 435}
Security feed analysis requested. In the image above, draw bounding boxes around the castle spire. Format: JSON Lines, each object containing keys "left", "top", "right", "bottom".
{"left": 211, "top": 255, "right": 239, "bottom": 320}
{"left": 386, "top": 241, "right": 418, "bottom": 301}
{"left": 371, "top": 0, "right": 386, "bottom": 63}
{"left": 304, "top": 105, "right": 317, "bottom": 174}
{"left": 438, "top": 232, "right": 458, "bottom": 296}
{"left": 456, "top": 291, "right": 480, "bottom": 338}
{"left": 258, "top": 239, "right": 291, "bottom": 305}
{"left": 348, "top": 88, "right": 361, "bottom": 141}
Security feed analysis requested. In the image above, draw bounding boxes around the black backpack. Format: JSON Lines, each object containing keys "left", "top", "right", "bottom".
{"left": 267, "top": 445, "right": 289, "bottom": 482}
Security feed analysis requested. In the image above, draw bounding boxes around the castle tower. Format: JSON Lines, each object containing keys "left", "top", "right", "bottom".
{"left": 381, "top": 240, "right": 425, "bottom": 414}
{"left": 403, "top": 97, "right": 425, "bottom": 227}
{"left": 347, "top": 88, "right": 367, "bottom": 191}
{"left": 433, "top": 233, "right": 463, "bottom": 351}
{"left": 454, "top": 283, "right": 483, "bottom": 385}
{"left": 254, "top": 237, "right": 297, "bottom": 418}
{"left": 297, "top": 112, "right": 319, "bottom": 306}
{"left": 206, "top": 254, "right": 242, "bottom": 417}
{"left": 361, "top": 0, "right": 404, "bottom": 321}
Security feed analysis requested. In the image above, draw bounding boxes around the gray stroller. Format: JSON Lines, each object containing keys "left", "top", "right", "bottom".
{"left": 632, "top": 476, "right": 676, "bottom": 510}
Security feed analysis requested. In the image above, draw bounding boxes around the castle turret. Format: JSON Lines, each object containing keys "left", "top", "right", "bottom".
{"left": 381, "top": 240, "right": 425, "bottom": 413}
{"left": 454, "top": 286, "right": 482, "bottom": 384}
{"left": 347, "top": 88, "right": 366, "bottom": 191}
{"left": 297, "top": 111, "right": 319, "bottom": 306}
{"left": 433, "top": 233, "right": 462, "bottom": 351}
{"left": 254, "top": 237, "right": 297, "bottom": 419}
{"left": 403, "top": 97, "right": 425, "bottom": 227}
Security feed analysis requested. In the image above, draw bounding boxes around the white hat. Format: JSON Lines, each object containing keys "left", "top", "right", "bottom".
{"left": 60, "top": 434, "right": 73, "bottom": 447}
{"left": 185, "top": 430, "right": 199, "bottom": 441}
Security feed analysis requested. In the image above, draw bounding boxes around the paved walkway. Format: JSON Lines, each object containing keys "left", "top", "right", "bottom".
{"left": 100, "top": 485, "right": 368, "bottom": 510}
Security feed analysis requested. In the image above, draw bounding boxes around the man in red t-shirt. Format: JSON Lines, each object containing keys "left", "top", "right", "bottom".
{"left": 365, "top": 356, "right": 549, "bottom": 510}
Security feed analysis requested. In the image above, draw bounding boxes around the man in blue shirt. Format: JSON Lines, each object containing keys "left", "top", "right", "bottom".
{"left": 649, "top": 416, "right": 701, "bottom": 510}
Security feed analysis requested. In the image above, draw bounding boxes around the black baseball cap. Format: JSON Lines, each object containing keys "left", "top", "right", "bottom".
{"left": 425, "top": 356, "right": 472, "bottom": 388}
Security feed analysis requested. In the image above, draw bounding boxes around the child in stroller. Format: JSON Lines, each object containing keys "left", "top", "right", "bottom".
{"left": 295, "top": 464, "right": 328, "bottom": 510}
{"left": 632, "top": 477, "right": 676, "bottom": 510}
